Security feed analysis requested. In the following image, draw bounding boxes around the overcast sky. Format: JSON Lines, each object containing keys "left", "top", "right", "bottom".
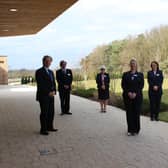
{"left": 0, "top": 0, "right": 168, "bottom": 70}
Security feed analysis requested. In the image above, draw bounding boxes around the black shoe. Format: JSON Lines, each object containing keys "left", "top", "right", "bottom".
{"left": 151, "top": 118, "right": 154, "bottom": 121}
{"left": 48, "top": 128, "right": 58, "bottom": 132}
{"left": 60, "top": 113, "right": 65, "bottom": 116}
{"left": 155, "top": 118, "right": 159, "bottom": 121}
{"left": 131, "top": 133, "right": 136, "bottom": 136}
{"left": 65, "top": 112, "right": 72, "bottom": 115}
{"left": 40, "top": 131, "right": 49, "bottom": 135}
{"left": 127, "top": 132, "right": 132, "bottom": 136}
{"left": 127, "top": 132, "right": 135, "bottom": 136}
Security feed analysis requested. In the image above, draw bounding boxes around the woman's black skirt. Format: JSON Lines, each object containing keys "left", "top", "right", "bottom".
{"left": 98, "top": 89, "right": 109, "bottom": 100}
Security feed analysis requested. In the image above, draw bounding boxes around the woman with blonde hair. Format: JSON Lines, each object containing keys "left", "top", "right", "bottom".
{"left": 121, "top": 59, "right": 144, "bottom": 136}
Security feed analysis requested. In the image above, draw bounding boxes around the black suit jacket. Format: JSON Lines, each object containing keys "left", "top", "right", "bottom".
{"left": 147, "top": 70, "right": 163, "bottom": 95}
{"left": 122, "top": 71, "right": 144, "bottom": 98}
{"left": 35, "top": 67, "right": 56, "bottom": 101}
{"left": 56, "top": 69, "right": 73, "bottom": 91}
{"left": 96, "top": 73, "right": 110, "bottom": 90}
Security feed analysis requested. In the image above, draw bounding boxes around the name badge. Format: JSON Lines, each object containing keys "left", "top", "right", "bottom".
{"left": 131, "top": 74, "right": 137, "bottom": 80}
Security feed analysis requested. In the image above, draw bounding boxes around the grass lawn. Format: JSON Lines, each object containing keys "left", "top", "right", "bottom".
{"left": 72, "top": 79, "right": 168, "bottom": 122}
{"left": 73, "top": 78, "right": 168, "bottom": 93}
{"left": 159, "top": 112, "right": 168, "bottom": 122}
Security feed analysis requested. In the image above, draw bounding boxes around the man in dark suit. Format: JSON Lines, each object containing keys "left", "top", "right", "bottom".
{"left": 36, "top": 55, "right": 58, "bottom": 135}
{"left": 56, "top": 60, "right": 73, "bottom": 115}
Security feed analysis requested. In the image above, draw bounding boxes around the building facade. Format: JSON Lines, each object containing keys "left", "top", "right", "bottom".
{"left": 0, "top": 56, "right": 8, "bottom": 85}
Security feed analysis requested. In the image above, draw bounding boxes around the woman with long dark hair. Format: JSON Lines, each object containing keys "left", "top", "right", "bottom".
{"left": 147, "top": 61, "right": 164, "bottom": 121}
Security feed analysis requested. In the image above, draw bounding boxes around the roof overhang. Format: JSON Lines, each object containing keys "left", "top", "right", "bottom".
{"left": 0, "top": 0, "right": 78, "bottom": 37}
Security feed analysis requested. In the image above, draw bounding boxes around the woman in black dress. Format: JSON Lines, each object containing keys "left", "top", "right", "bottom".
{"left": 147, "top": 61, "right": 164, "bottom": 121}
{"left": 96, "top": 65, "right": 110, "bottom": 113}
{"left": 121, "top": 59, "right": 144, "bottom": 136}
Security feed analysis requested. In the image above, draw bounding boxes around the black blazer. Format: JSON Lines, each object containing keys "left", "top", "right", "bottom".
{"left": 147, "top": 70, "right": 163, "bottom": 95}
{"left": 122, "top": 71, "right": 144, "bottom": 98}
{"left": 56, "top": 69, "right": 73, "bottom": 91}
{"left": 96, "top": 73, "right": 110, "bottom": 90}
{"left": 35, "top": 67, "right": 56, "bottom": 101}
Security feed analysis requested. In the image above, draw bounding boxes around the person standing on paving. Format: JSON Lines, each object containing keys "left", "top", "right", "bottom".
{"left": 121, "top": 59, "right": 144, "bottom": 136}
{"left": 36, "top": 55, "right": 58, "bottom": 135}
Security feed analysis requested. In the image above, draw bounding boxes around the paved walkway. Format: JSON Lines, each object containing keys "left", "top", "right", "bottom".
{"left": 0, "top": 85, "right": 168, "bottom": 168}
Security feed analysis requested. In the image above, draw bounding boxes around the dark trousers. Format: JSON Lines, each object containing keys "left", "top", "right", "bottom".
{"left": 39, "top": 97, "right": 55, "bottom": 132}
{"left": 59, "top": 90, "right": 70, "bottom": 114}
{"left": 149, "top": 93, "right": 162, "bottom": 119}
{"left": 124, "top": 96, "right": 142, "bottom": 133}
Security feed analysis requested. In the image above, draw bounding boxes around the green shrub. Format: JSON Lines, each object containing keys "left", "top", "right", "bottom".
{"left": 72, "top": 88, "right": 97, "bottom": 98}
{"left": 71, "top": 87, "right": 168, "bottom": 122}
{"left": 109, "top": 93, "right": 125, "bottom": 109}
{"left": 159, "top": 112, "right": 168, "bottom": 122}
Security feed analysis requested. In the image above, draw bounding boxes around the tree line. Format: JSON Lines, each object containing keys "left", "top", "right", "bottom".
{"left": 80, "top": 25, "right": 168, "bottom": 79}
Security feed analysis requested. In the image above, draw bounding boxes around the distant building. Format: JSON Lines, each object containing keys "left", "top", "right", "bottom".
{"left": 0, "top": 56, "right": 8, "bottom": 85}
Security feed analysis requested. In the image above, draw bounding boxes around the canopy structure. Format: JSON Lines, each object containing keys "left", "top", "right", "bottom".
{"left": 0, "top": 0, "right": 78, "bottom": 37}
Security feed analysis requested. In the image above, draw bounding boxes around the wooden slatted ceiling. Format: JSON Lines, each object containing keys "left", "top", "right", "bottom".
{"left": 0, "top": 0, "right": 78, "bottom": 37}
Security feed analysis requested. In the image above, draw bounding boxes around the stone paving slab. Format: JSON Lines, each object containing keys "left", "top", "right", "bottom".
{"left": 0, "top": 85, "right": 168, "bottom": 168}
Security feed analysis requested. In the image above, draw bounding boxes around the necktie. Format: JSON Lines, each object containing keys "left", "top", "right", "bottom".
{"left": 46, "top": 69, "right": 49, "bottom": 75}
{"left": 61, "top": 68, "right": 66, "bottom": 74}
{"left": 47, "top": 70, "right": 53, "bottom": 81}
{"left": 50, "top": 71, "right": 54, "bottom": 81}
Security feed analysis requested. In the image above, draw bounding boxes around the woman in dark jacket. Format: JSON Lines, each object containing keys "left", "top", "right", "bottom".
{"left": 96, "top": 65, "right": 110, "bottom": 113}
{"left": 121, "top": 59, "right": 144, "bottom": 136}
{"left": 147, "top": 61, "right": 164, "bottom": 121}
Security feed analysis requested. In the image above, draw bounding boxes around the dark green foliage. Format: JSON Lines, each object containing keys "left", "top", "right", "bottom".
{"left": 72, "top": 88, "right": 97, "bottom": 98}
{"left": 21, "top": 76, "right": 35, "bottom": 84}
{"left": 72, "top": 88, "right": 168, "bottom": 122}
